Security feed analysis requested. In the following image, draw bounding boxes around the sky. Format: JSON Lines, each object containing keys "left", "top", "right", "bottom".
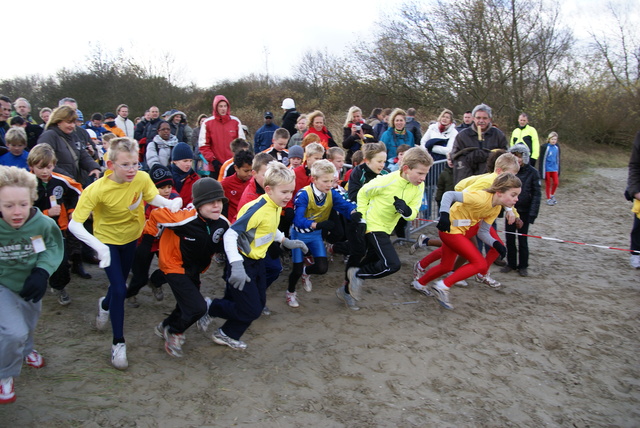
{"left": 4, "top": 0, "right": 632, "bottom": 89}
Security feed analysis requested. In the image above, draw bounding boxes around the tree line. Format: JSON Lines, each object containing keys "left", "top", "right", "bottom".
{"left": 1, "top": 0, "right": 638, "bottom": 146}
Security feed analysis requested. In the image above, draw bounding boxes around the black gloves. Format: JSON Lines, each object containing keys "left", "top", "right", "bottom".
{"left": 393, "top": 196, "right": 412, "bottom": 217}
{"left": 315, "top": 220, "right": 335, "bottom": 230}
{"left": 20, "top": 267, "right": 50, "bottom": 303}
{"left": 351, "top": 211, "right": 362, "bottom": 223}
{"left": 492, "top": 241, "right": 507, "bottom": 258}
{"left": 437, "top": 212, "right": 451, "bottom": 232}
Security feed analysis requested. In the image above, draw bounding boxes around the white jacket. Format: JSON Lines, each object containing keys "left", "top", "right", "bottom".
{"left": 115, "top": 116, "right": 135, "bottom": 138}
{"left": 420, "top": 122, "right": 458, "bottom": 155}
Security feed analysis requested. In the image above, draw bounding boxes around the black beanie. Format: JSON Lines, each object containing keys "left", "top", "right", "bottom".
{"left": 192, "top": 178, "right": 228, "bottom": 208}
{"left": 149, "top": 164, "right": 174, "bottom": 188}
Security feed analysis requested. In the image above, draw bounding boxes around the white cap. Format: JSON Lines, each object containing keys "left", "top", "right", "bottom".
{"left": 281, "top": 98, "right": 295, "bottom": 109}
{"left": 86, "top": 129, "right": 98, "bottom": 140}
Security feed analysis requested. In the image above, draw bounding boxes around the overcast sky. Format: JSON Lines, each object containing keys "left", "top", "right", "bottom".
{"left": 5, "top": 0, "right": 633, "bottom": 89}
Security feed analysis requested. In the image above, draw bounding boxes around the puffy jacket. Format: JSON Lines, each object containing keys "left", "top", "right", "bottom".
{"left": 146, "top": 134, "right": 179, "bottom": 168}
{"left": 198, "top": 95, "right": 245, "bottom": 170}
{"left": 420, "top": 122, "right": 458, "bottom": 159}
{"left": 37, "top": 127, "right": 100, "bottom": 183}
{"left": 281, "top": 109, "right": 300, "bottom": 137}
{"left": 514, "top": 164, "right": 541, "bottom": 220}
{"left": 380, "top": 128, "right": 414, "bottom": 164}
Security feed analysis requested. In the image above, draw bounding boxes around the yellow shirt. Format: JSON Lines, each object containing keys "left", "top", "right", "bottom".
{"left": 448, "top": 190, "right": 501, "bottom": 234}
{"left": 73, "top": 171, "right": 159, "bottom": 245}
{"left": 455, "top": 172, "right": 496, "bottom": 192}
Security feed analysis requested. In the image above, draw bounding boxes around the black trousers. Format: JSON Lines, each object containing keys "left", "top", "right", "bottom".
{"left": 505, "top": 213, "right": 531, "bottom": 269}
{"left": 357, "top": 232, "right": 401, "bottom": 279}
{"left": 163, "top": 273, "right": 207, "bottom": 335}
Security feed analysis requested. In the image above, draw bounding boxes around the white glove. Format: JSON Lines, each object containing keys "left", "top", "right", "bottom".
{"left": 68, "top": 219, "right": 111, "bottom": 268}
{"left": 281, "top": 238, "right": 309, "bottom": 254}
{"left": 167, "top": 198, "right": 183, "bottom": 213}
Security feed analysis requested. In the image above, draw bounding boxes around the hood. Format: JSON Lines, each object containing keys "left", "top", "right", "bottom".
{"left": 213, "top": 95, "right": 231, "bottom": 118}
{"left": 168, "top": 110, "right": 187, "bottom": 124}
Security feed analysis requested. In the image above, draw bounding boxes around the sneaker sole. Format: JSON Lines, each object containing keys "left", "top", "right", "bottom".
{"left": 411, "top": 285, "right": 433, "bottom": 297}
{"left": 164, "top": 342, "right": 183, "bottom": 358}
{"left": 335, "top": 288, "right": 360, "bottom": 311}
{"left": 431, "top": 287, "right": 454, "bottom": 310}
{"left": 211, "top": 336, "right": 247, "bottom": 350}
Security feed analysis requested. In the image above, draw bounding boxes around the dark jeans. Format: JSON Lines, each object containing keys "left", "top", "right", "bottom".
{"left": 103, "top": 240, "right": 137, "bottom": 340}
{"left": 505, "top": 213, "right": 531, "bottom": 269}
{"left": 631, "top": 215, "right": 640, "bottom": 254}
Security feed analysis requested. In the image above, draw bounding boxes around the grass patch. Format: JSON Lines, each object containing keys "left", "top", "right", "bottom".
{"left": 560, "top": 141, "right": 629, "bottom": 183}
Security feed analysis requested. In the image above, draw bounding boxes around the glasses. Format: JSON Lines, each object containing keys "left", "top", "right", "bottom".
{"left": 114, "top": 162, "right": 141, "bottom": 171}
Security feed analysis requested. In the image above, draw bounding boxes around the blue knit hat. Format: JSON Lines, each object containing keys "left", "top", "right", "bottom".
{"left": 172, "top": 142, "right": 193, "bottom": 161}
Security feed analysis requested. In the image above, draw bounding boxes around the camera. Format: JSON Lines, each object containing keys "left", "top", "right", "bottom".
{"left": 354, "top": 124, "right": 362, "bottom": 132}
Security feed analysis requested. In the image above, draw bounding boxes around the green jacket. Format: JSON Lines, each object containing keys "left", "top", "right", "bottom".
{"left": 0, "top": 208, "right": 63, "bottom": 294}
{"left": 511, "top": 124, "right": 540, "bottom": 160}
{"left": 357, "top": 171, "right": 423, "bottom": 234}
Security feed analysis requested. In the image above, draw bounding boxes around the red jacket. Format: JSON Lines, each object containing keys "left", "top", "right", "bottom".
{"left": 234, "top": 176, "right": 264, "bottom": 222}
{"left": 176, "top": 171, "right": 200, "bottom": 207}
{"left": 198, "top": 95, "right": 245, "bottom": 170}
{"left": 221, "top": 173, "right": 250, "bottom": 222}
{"left": 304, "top": 127, "right": 336, "bottom": 150}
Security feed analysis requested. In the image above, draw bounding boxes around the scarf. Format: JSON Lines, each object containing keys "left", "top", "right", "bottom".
{"left": 170, "top": 163, "right": 191, "bottom": 193}
{"left": 393, "top": 128, "right": 406, "bottom": 136}
{"left": 438, "top": 123, "right": 447, "bottom": 133}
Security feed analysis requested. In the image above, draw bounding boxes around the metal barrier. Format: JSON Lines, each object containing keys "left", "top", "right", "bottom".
{"left": 399, "top": 159, "right": 448, "bottom": 243}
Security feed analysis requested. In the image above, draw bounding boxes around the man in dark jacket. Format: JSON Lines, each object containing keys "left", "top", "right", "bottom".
{"left": 0, "top": 94, "right": 11, "bottom": 148}
{"left": 450, "top": 104, "right": 509, "bottom": 184}
{"left": 135, "top": 106, "right": 165, "bottom": 142}
{"left": 626, "top": 131, "right": 640, "bottom": 268}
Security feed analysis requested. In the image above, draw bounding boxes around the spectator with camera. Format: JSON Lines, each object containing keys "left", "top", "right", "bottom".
{"left": 342, "top": 106, "right": 375, "bottom": 164}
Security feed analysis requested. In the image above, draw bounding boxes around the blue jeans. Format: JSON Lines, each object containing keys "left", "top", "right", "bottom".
{"left": 103, "top": 240, "right": 137, "bottom": 341}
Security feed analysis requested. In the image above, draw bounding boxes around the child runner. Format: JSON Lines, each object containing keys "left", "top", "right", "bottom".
{"left": 199, "top": 162, "right": 308, "bottom": 349}
{"left": 217, "top": 138, "right": 251, "bottom": 181}
{"left": 286, "top": 160, "right": 356, "bottom": 307}
{"left": 68, "top": 137, "right": 182, "bottom": 370}
{"left": 501, "top": 144, "right": 541, "bottom": 277}
{"left": 417, "top": 173, "right": 521, "bottom": 310}
{"left": 539, "top": 132, "right": 561, "bottom": 205}
{"left": 221, "top": 150, "right": 254, "bottom": 221}
{"left": 147, "top": 178, "right": 230, "bottom": 357}
{"left": 126, "top": 164, "right": 180, "bottom": 307}
{"left": 288, "top": 145, "right": 304, "bottom": 170}
{"left": 27, "top": 144, "right": 83, "bottom": 305}
{"left": 342, "top": 147, "right": 432, "bottom": 306}
{"left": 0, "top": 166, "right": 63, "bottom": 404}
{"left": 170, "top": 142, "right": 200, "bottom": 207}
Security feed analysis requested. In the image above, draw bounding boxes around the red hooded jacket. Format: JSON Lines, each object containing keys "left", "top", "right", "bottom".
{"left": 198, "top": 95, "right": 245, "bottom": 170}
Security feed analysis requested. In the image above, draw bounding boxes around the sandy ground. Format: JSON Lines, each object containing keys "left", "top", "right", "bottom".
{"left": 1, "top": 168, "right": 639, "bottom": 427}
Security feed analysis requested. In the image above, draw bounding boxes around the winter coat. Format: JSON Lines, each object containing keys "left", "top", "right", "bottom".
{"left": 451, "top": 124, "right": 508, "bottom": 184}
{"left": 198, "top": 95, "right": 245, "bottom": 170}
{"left": 115, "top": 115, "right": 135, "bottom": 137}
{"left": 420, "top": 122, "right": 458, "bottom": 160}
{"left": 281, "top": 108, "right": 300, "bottom": 137}
{"left": 514, "top": 164, "right": 541, "bottom": 222}
{"left": 146, "top": 134, "right": 179, "bottom": 168}
{"left": 405, "top": 117, "right": 422, "bottom": 146}
{"left": 380, "top": 128, "right": 415, "bottom": 164}
{"left": 37, "top": 127, "right": 100, "bottom": 183}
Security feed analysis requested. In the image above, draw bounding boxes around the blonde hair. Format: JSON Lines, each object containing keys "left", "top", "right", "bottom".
{"left": 388, "top": 108, "right": 407, "bottom": 129}
{"left": 327, "top": 147, "right": 345, "bottom": 160}
{"left": 107, "top": 137, "right": 139, "bottom": 162}
{"left": 0, "top": 165, "right": 37, "bottom": 201}
{"left": 343, "top": 106, "right": 362, "bottom": 127}
{"left": 301, "top": 133, "right": 321, "bottom": 148}
{"left": 487, "top": 172, "right": 522, "bottom": 194}
{"left": 252, "top": 152, "right": 274, "bottom": 171}
{"left": 28, "top": 144, "right": 57, "bottom": 167}
{"left": 311, "top": 159, "right": 336, "bottom": 178}
{"left": 46, "top": 105, "right": 77, "bottom": 130}
{"left": 307, "top": 110, "right": 325, "bottom": 128}
{"left": 264, "top": 160, "right": 295, "bottom": 187}
{"left": 437, "top": 109, "right": 454, "bottom": 123}
{"left": 362, "top": 142, "right": 386, "bottom": 161}
{"left": 304, "top": 142, "right": 325, "bottom": 157}
{"left": 5, "top": 127, "right": 27, "bottom": 146}
{"left": 401, "top": 147, "right": 434, "bottom": 170}
{"left": 547, "top": 132, "right": 558, "bottom": 142}
{"left": 296, "top": 114, "right": 307, "bottom": 124}
{"left": 494, "top": 153, "right": 520, "bottom": 174}
{"left": 102, "top": 133, "right": 117, "bottom": 144}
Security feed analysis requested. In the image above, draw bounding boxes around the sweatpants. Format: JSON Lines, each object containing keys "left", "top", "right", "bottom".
{"left": 103, "top": 240, "right": 137, "bottom": 342}
{"left": 631, "top": 216, "right": 640, "bottom": 254}
{"left": 0, "top": 285, "right": 40, "bottom": 378}
{"left": 356, "top": 232, "right": 401, "bottom": 280}
{"left": 209, "top": 257, "right": 266, "bottom": 340}
{"left": 162, "top": 273, "right": 207, "bottom": 335}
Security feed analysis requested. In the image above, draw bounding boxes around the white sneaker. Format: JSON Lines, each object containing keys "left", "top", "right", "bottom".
{"left": 347, "top": 267, "right": 363, "bottom": 300}
{"left": 475, "top": 272, "right": 501, "bottom": 288}
{"left": 286, "top": 291, "right": 299, "bottom": 308}
{"left": 447, "top": 271, "right": 468, "bottom": 287}
{"left": 431, "top": 280, "right": 454, "bottom": 310}
{"left": 302, "top": 273, "right": 312, "bottom": 292}
{"left": 197, "top": 297, "right": 213, "bottom": 332}
{"left": 410, "top": 280, "right": 433, "bottom": 297}
{"left": 111, "top": 343, "right": 128, "bottom": 370}
{"left": 96, "top": 297, "right": 110, "bottom": 331}
{"left": 413, "top": 260, "right": 426, "bottom": 280}
{"left": 630, "top": 254, "right": 640, "bottom": 269}
{"left": 0, "top": 377, "right": 15, "bottom": 404}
